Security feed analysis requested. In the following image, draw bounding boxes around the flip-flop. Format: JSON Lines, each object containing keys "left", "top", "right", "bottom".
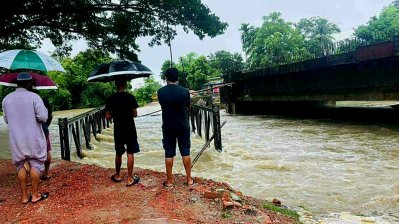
{"left": 162, "top": 181, "right": 174, "bottom": 189}
{"left": 22, "top": 194, "right": 32, "bottom": 204}
{"left": 126, "top": 176, "right": 140, "bottom": 187}
{"left": 31, "top": 192, "right": 49, "bottom": 203}
{"left": 186, "top": 179, "right": 195, "bottom": 186}
{"left": 41, "top": 176, "right": 51, "bottom": 181}
{"left": 111, "top": 174, "right": 122, "bottom": 183}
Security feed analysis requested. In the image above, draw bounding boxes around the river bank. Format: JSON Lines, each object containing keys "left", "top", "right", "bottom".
{"left": 0, "top": 159, "right": 300, "bottom": 224}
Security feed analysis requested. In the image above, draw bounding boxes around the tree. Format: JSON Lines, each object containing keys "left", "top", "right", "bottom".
{"left": 297, "top": 17, "right": 341, "bottom": 56}
{"left": 354, "top": 5, "right": 399, "bottom": 43}
{"left": 1, "top": 0, "right": 228, "bottom": 59}
{"left": 40, "top": 49, "right": 115, "bottom": 110}
{"left": 160, "top": 53, "right": 199, "bottom": 88}
{"left": 240, "top": 12, "right": 310, "bottom": 69}
{"left": 208, "top": 50, "right": 244, "bottom": 75}
{"left": 133, "top": 77, "right": 162, "bottom": 106}
{"left": 186, "top": 56, "right": 219, "bottom": 90}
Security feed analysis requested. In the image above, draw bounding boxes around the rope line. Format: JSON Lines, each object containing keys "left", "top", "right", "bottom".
{"left": 192, "top": 121, "right": 226, "bottom": 168}
{"left": 136, "top": 109, "right": 162, "bottom": 118}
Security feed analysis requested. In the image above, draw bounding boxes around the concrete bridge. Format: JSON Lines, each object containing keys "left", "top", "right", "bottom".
{"left": 221, "top": 36, "right": 399, "bottom": 114}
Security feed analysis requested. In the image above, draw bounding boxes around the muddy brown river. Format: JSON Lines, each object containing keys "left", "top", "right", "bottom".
{"left": 1, "top": 102, "right": 399, "bottom": 223}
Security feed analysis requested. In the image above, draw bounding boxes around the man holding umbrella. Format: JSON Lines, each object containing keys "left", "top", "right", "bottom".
{"left": 2, "top": 72, "right": 49, "bottom": 203}
{"left": 105, "top": 77, "right": 140, "bottom": 186}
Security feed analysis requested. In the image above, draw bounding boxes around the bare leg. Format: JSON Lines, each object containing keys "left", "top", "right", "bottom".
{"left": 17, "top": 167, "right": 29, "bottom": 203}
{"left": 165, "top": 157, "right": 174, "bottom": 185}
{"left": 30, "top": 168, "right": 42, "bottom": 202}
{"left": 126, "top": 154, "right": 134, "bottom": 183}
{"left": 182, "top": 156, "right": 193, "bottom": 185}
{"left": 42, "top": 151, "right": 51, "bottom": 179}
{"left": 114, "top": 154, "right": 122, "bottom": 179}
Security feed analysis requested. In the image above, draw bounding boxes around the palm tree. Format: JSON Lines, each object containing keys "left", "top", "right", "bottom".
{"left": 297, "top": 17, "right": 341, "bottom": 56}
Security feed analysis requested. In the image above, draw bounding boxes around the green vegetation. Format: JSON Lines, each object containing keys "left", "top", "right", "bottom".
{"left": 221, "top": 211, "right": 232, "bottom": 219}
{"left": 354, "top": 4, "right": 399, "bottom": 43}
{"left": 241, "top": 12, "right": 310, "bottom": 69}
{"left": 1, "top": 0, "right": 227, "bottom": 59}
{"left": 1, "top": 0, "right": 399, "bottom": 110}
{"left": 40, "top": 49, "right": 114, "bottom": 111}
{"left": 133, "top": 77, "right": 162, "bottom": 107}
{"left": 297, "top": 16, "right": 341, "bottom": 56}
{"left": 263, "top": 202, "right": 300, "bottom": 220}
{"left": 0, "top": 1, "right": 228, "bottom": 111}
{"left": 160, "top": 50, "right": 243, "bottom": 90}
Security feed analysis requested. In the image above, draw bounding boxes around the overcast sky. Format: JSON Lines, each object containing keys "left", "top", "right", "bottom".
{"left": 40, "top": 0, "right": 394, "bottom": 87}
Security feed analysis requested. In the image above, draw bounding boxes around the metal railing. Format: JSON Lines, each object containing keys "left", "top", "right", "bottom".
{"left": 190, "top": 104, "right": 222, "bottom": 151}
{"left": 58, "top": 106, "right": 110, "bottom": 161}
{"left": 58, "top": 102, "right": 223, "bottom": 160}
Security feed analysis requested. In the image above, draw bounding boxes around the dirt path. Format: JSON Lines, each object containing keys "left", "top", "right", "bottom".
{"left": 0, "top": 159, "right": 299, "bottom": 224}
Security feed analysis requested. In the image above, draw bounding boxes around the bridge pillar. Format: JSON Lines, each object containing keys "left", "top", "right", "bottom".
{"left": 226, "top": 101, "right": 336, "bottom": 114}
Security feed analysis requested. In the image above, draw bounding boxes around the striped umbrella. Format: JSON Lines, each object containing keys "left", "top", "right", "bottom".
{"left": 0, "top": 49, "right": 65, "bottom": 73}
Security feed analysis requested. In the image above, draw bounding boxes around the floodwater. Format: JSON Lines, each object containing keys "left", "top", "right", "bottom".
{"left": 1, "top": 103, "right": 399, "bottom": 223}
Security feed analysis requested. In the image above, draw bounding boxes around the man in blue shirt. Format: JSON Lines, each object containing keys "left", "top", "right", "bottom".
{"left": 157, "top": 68, "right": 193, "bottom": 188}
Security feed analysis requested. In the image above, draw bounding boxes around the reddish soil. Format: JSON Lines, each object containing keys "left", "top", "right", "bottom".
{"left": 0, "top": 159, "right": 298, "bottom": 224}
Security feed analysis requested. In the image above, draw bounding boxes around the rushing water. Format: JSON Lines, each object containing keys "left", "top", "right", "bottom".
{"left": 1, "top": 103, "right": 399, "bottom": 223}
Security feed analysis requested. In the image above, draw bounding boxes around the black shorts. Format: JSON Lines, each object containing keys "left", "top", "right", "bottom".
{"left": 114, "top": 130, "right": 140, "bottom": 155}
{"left": 162, "top": 129, "right": 191, "bottom": 158}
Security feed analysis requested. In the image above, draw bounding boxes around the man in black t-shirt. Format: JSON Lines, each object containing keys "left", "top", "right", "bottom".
{"left": 157, "top": 68, "right": 193, "bottom": 188}
{"left": 105, "top": 78, "right": 140, "bottom": 186}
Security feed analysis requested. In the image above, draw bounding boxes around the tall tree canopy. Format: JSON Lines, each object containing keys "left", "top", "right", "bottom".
{"left": 208, "top": 50, "right": 244, "bottom": 75}
{"left": 43, "top": 49, "right": 115, "bottom": 110}
{"left": 354, "top": 5, "right": 399, "bottom": 43}
{"left": 161, "top": 52, "right": 219, "bottom": 90}
{"left": 1, "top": 0, "right": 228, "bottom": 60}
{"left": 240, "top": 12, "right": 310, "bottom": 69}
{"left": 297, "top": 17, "right": 341, "bottom": 56}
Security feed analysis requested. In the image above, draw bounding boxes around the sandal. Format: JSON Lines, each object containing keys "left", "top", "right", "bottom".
{"left": 162, "top": 180, "right": 174, "bottom": 189}
{"left": 111, "top": 174, "right": 122, "bottom": 183}
{"left": 22, "top": 194, "right": 32, "bottom": 204}
{"left": 31, "top": 192, "right": 49, "bottom": 203}
{"left": 126, "top": 176, "right": 140, "bottom": 187}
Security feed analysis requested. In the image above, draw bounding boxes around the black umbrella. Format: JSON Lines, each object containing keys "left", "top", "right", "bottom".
{"left": 87, "top": 60, "right": 153, "bottom": 82}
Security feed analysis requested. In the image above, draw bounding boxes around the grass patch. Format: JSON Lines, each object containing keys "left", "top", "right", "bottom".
{"left": 263, "top": 202, "right": 300, "bottom": 220}
{"left": 221, "top": 211, "right": 232, "bottom": 219}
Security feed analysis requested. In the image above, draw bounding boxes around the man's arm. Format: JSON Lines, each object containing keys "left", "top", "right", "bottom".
{"left": 35, "top": 97, "right": 48, "bottom": 123}
{"left": 131, "top": 94, "right": 139, "bottom": 118}
{"left": 133, "top": 108, "right": 137, "bottom": 118}
{"left": 43, "top": 98, "right": 53, "bottom": 126}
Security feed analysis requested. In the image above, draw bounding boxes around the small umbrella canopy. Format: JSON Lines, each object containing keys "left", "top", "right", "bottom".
{"left": 0, "top": 72, "right": 57, "bottom": 90}
{"left": 0, "top": 49, "right": 65, "bottom": 73}
{"left": 87, "top": 60, "right": 152, "bottom": 82}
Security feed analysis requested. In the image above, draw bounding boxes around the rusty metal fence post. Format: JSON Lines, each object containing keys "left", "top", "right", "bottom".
{"left": 190, "top": 104, "right": 223, "bottom": 151}
{"left": 58, "top": 117, "right": 70, "bottom": 161}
